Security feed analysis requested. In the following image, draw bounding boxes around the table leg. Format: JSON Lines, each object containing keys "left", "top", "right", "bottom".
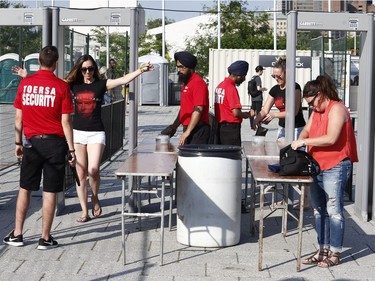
{"left": 160, "top": 176, "right": 165, "bottom": 265}
{"left": 168, "top": 175, "right": 173, "bottom": 231}
{"left": 258, "top": 183, "right": 264, "bottom": 271}
{"left": 245, "top": 158, "right": 249, "bottom": 206}
{"left": 136, "top": 176, "right": 142, "bottom": 228}
{"left": 250, "top": 168, "right": 256, "bottom": 236}
{"left": 282, "top": 184, "right": 288, "bottom": 237}
{"left": 122, "top": 177, "right": 126, "bottom": 265}
{"left": 296, "top": 184, "right": 305, "bottom": 272}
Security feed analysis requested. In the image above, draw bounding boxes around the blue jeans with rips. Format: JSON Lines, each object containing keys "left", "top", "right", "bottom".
{"left": 309, "top": 158, "right": 352, "bottom": 253}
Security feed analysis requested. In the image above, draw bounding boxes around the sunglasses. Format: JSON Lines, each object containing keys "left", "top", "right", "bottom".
{"left": 271, "top": 74, "right": 283, "bottom": 80}
{"left": 307, "top": 94, "right": 319, "bottom": 107}
{"left": 81, "top": 66, "right": 95, "bottom": 73}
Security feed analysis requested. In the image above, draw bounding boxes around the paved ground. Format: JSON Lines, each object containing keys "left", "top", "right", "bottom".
{"left": 0, "top": 104, "right": 374, "bottom": 281}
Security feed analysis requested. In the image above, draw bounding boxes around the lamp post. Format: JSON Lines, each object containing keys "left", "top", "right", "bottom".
{"left": 106, "top": 0, "right": 110, "bottom": 67}
{"left": 162, "top": 0, "right": 165, "bottom": 57}
{"left": 218, "top": 0, "right": 221, "bottom": 49}
{"left": 328, "top": 0, "right": 332, "bottom": 52}
{"left": 273, "top": 0, "right": 277, "bottom": 50}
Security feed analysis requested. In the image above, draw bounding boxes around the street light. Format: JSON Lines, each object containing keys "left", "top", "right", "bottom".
{"left": 218, "top": 0, "right": 221, "bottom": 49}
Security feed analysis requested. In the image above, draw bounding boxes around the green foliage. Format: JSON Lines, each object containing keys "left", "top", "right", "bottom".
{"left": 138, "top": 18, "right": 175, "bottom": 60}
{"left": 0, "top": 1, "right": 41, "bottom": 57}
{"left": 90, "top": 17, "right": 176, "bottom": 73}
{"left": 91, "top": 27, "right": 128, "bottom": 73}
{"left": 297, "top": 31, "right": 322, "bottom": 50}
{"left": 185, "top": 0, "right": 274, "bottom": 77}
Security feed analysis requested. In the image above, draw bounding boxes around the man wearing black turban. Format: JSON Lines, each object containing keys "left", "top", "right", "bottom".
{"left": 214, "top": 60, "right": 254, "bottom": 146}
{"left": 161, "top": 51, "right": 210, "bottom": 145}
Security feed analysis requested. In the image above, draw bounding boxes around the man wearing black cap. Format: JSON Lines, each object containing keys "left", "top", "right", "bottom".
{"left": 214, "top": 60, "right": 254, "bottom": 146}
{"left": 161, "top": 51, "right": 210, "bottom": 145}
{"left": 248, "top": 65, "right": 267, "bottom": 124}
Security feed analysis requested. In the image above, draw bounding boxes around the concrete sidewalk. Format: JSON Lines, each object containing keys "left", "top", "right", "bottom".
{"left": 0, "top": 104, "right": 374, "bottom": 281}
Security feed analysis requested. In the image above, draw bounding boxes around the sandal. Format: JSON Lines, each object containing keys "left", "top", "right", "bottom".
{"left": 91, "top": 195, "right": 102, "bottom": 218}
{"left": 92, "top": 207, "right": 102, "bottom": 218}
{"left": 76, "top": 216, "right": 91, "bottom": 223}
{"left": 318, "top": 252, "right": 340, "bottom": 268}
{"left": 302, "top": 249, "right": 329, "bottom": 265}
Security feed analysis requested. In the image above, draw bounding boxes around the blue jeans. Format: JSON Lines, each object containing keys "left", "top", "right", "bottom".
{"left": 309, "top": 158, "right": 352, "bottom": 253}
{"left": 277, "top": 126, "right": 304, "bottom": 141}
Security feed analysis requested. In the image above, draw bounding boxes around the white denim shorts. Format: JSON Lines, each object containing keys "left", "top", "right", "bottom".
{"left": 73, "top": 129, "right": 106, "bottom": 145}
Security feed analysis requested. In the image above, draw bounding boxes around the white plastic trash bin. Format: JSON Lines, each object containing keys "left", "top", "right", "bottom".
{"left": 176, "top": 144, "right": 242, "bottom": 247}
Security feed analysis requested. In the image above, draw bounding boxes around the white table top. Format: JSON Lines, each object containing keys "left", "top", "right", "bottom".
{"left": 134, "top": 138, "right": 179, "bottom": 154}
{"left": 115, "top": 152, "right": 178, "bottom": 177}
{"left": 242, "top": 141, "right": 286, "bottom": 160}
{"left": 248, "top": 158, "right": 313, "bottom": 184}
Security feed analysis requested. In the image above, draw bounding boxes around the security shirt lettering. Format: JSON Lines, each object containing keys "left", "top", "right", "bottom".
{"left": 22, "top": 85, "right": 56, "bottom": 107}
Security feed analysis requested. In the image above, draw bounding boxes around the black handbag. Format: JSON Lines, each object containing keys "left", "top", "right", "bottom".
{"left": 279, "top": 144, "right": 320, "bottom": 176}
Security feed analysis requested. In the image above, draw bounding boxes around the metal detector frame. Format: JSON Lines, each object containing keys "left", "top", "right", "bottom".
{"left": 286, "top": 11, "right": 374, "bottom": 221}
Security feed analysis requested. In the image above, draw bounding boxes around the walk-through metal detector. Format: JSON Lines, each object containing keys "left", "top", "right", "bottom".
{"left": 55, "top": 7, "right": 145, "bottom": 153}
{"left": 0, "top": 7, "right": 144, "bottom": 152}
{"left": 286, "top": 11, "right": 374, "bottom": 221}
{"left": 0, "top": 7, "right": 145, "bottom": 213}
{"left": 0, "top": 8, "right": 51, "bottom": 47}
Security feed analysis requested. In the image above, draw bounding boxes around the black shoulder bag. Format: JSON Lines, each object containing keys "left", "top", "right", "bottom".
{"left": 279, "top": 144, "right": 320, "bottom": 176}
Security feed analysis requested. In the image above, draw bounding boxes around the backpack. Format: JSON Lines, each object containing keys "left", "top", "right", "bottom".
{"left": 248, "top": 76, "right": 259, "bottom": 97}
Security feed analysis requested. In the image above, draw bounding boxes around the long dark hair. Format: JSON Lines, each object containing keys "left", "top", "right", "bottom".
{"left": 303, "top": 75, "right": 340, "bottom": 103}
{"left": 65, "top": 54, "right": 100, "bottom": 85}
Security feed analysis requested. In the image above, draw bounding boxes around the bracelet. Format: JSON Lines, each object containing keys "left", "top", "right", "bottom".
{"left": 302, "top": 140, "right": 306, "bottom": 146}
{"left": 15, "top": 141, "right": 23, "bottom": 145}
{"left": 68, "top": 149, "right": 75, "bottom": 153}
{"left": 139, "top": 66, "right": 148, "bottom": 73}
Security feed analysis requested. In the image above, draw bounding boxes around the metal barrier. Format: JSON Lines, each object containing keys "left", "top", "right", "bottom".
{"left": 101, "top": 99, "right": 126, "bottom": 162}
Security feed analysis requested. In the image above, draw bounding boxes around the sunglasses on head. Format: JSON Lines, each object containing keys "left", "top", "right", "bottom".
{"left": 81, "top": 66, "right": 95, "bottom": 73}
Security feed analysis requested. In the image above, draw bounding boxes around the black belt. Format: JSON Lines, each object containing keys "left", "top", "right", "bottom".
{"left": 31, "top": 134, "right": 63, "bottom": 140}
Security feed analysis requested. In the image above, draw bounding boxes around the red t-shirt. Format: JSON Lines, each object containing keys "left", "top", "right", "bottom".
{"left": 214, "top": 77, "right": 242, "bottom": 123}
{"left": 14, "top": 70, "right": 74, "bottom": 138}
{"left": 309, "top": 100, "right": 358, "bottom": 170}
{"left": 179, "top": 72, "right": 209, "bottom": 126}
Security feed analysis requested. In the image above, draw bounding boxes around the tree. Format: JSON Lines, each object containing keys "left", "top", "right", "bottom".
{"left": 138, "top": 18, "right": 175, "bottom": 59}
{"left": 90, "top": 27, "right": 128, "bottom": 72}
{"left": 0, "top": 1, "right": 42, "bottom": 57}
{"left": 185, "top": 0, "right": 274, "bottom": 77}
{"left": 90, "top": 18, "right": 175, "bottom": 73}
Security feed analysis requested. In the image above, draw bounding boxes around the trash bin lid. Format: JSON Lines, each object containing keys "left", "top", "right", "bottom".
{"left": 178, "top": 144, "right": 242, "bottom": 159}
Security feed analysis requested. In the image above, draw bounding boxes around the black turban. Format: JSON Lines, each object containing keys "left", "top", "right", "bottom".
{"left": 228, "top": 60, "right": 249, "bottom": 76}
{"left": 174, "top": 51, "right": 197, "bottom": 69}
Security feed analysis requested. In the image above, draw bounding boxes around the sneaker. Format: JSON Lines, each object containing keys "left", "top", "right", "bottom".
{"left": 37, "top": 235, "right": 58, "bottom": 250}
{"left": 3, "top": 230, "right": 24, "bottom": 247}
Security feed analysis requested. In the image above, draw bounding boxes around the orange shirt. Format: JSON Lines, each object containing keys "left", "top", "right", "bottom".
{"left": 308, "top": 100, "right": 358, "bottom": 170}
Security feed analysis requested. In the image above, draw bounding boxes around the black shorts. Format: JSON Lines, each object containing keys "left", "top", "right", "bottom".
{"left": 20, "top": 136, "right": 68, "bottom": 193}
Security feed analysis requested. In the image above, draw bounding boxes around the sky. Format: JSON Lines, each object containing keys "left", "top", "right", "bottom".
{"left": 139, "top": 0, "right": 274, "bottom": 21}
{"left": 14, "top": 0, "right": 275, "bottom": 21}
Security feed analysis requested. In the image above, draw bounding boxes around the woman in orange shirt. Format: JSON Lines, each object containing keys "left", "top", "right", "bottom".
{"left": 291, "top": 75, "right": 358, "bottom": 268}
